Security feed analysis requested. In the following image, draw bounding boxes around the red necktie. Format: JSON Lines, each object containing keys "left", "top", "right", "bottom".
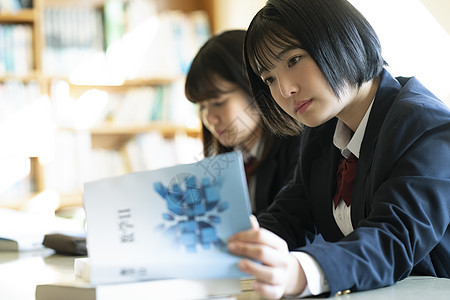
{"left": 333, "top": 153, "right": 358, "bottom": 208}
{"left": 244, "top": 156, "right": 256, "bottom": 184}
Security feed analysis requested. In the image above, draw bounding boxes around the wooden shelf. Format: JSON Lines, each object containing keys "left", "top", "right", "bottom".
{"left": 0, "top": 9, "right": 35, "bottom": 23}
{"left": 90, "top": 122, "right": 200, "bottom": 136}
{"left": 0, "top": 193, "right": 40, "bottom": 210}
{"left": 58, "top": 123, "right": 201, "bottom": 149}
{"left": 92, "top": 123, "right": 201, "bottom": 149}
{"left": 42, "top": 0, "right": 105, "bottom": 8}
{"left": 58, "top": 193, "right": 83, "bottom": 209}
{"left": 0, "top": 192, "right": 83, "bottom": 211}
{"left": 51, "top": 76, "right": 181, "bottom": 87}
{"left": 48, "top": 76, "right": 184, "bottom": 98}
{"left": 0, "top": 72, "right": 42, "bottom": 82}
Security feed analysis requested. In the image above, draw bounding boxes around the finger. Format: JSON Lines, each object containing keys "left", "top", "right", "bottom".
{"left": 229, "top": 240, "right": 289, "bottom": 268}
{"left": 228, "top": 228, "right": 256, "bottom": 243}
{"left": 237, "top": 259, "right": 286, "bottom": 299}
{"left": 252, "top": 280, "right": 285, "bottom": 300}
{"left": 250, "top": 214, "right": 260, "bottom": 230}
{"left": 238, "top": 258, "right": 287, "bottom": 285}
{"left": 229, "top": 228, "right": 288, "bottom": 252}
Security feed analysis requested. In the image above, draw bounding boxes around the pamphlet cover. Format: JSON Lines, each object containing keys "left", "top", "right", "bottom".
{"left": 83, "top": 151, "right": 252, "bottom": 284}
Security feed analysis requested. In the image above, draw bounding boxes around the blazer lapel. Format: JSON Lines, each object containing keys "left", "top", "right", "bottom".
{"left": 308, "top": 121, "right": 345, "bottom": 241}
{"left": 351, "top": 70, "right": 402, "bottom": 225}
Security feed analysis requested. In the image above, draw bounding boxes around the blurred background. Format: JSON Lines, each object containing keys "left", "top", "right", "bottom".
{"left": 0, "top": 0, "right": 448, "bottom": 222}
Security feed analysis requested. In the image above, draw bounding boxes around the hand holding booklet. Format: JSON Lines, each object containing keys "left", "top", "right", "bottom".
{"left": 36, "top": 151, "right": 253, "bottom": 299}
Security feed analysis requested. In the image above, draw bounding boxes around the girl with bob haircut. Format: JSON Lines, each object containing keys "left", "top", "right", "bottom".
{"left": 227, "top": 0, "right": 450, "bottom": 299}
{"left": 185, "top": 30, "right": 301, "bottom": 214}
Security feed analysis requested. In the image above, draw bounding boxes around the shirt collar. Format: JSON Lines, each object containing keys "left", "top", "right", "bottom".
{"left": 235, "top": 138, "right": 262, "bottom": 163}
{"left": 333, "top": 100, "right": 374, "bottom": 159}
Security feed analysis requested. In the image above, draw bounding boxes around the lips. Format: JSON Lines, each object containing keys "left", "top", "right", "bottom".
{"left": 215, "top": 129, "right": 225, "bottom": 136}
{"left": 294, "top": 99, "right": 312, "bottom": 114}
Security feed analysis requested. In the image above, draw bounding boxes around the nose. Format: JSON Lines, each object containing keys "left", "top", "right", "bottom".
{"left": 278, "top": 74, "right": 299, "bottom": 99}
{"left": 203, "top": 106, "right": 219, "bottom": 126}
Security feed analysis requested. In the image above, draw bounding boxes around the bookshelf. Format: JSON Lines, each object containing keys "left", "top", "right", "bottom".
{"left": 0, "top": 0, "right": 43, "bottom": 209}
{"left": 1, "top": 0, "right": 211, "bottom": 210}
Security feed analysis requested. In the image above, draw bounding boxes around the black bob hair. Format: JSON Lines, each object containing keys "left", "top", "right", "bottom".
{"left": 244, "top": 0, "right": 386, "bottom": 135}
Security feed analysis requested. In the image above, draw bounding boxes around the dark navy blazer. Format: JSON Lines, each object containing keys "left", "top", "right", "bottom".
{"left": 252, "top": 134, "right": 301, "bottom": 215}
{"left": 257, "top": 69, "right": 450, "bottom": 295}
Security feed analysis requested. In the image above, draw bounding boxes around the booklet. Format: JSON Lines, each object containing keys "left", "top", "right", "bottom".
{"left": 83, "top": 151, "right": 252, "bottom": 284}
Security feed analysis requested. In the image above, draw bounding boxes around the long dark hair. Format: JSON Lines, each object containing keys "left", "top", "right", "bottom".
{"left": 185, "top": 30, "right": 263, "bottom": 156}
{"left": 244, "top": 0, "right": 386, "bottom": 136}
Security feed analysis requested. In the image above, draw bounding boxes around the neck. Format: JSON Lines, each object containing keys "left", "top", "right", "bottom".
{"left": 338, "top": 76, "right": 380, "bottom": 132}
{"left": 237, "top": 126, "right": 263, "bottom": 154}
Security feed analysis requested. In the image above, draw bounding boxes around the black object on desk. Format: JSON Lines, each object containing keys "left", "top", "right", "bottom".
{"left": 43, "top": 234, "right": 87, "bottom": 256}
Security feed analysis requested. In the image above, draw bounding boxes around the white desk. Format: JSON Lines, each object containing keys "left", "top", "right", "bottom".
{"left": 240, "top": 276, "right": 450, "bottom": 299}
{"left": 0, "top": 249, "right": 78, "bottom": 300}
{"left": 1, "top": 249, "right": 450, "bottom": 300}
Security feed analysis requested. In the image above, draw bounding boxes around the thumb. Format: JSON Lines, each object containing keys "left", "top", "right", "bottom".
{"left": 249, "top": 214, "right": 260, "bottom": 230}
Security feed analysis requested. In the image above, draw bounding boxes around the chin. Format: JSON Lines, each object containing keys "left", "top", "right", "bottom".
{"left": 302, "top": 120, "right": 324, "bottom": 128}
{"left": 218, "top": 139, "right": 234, "bottom": 148}
{"left": 301, "top": 114, "right": 334, "bottom": 128}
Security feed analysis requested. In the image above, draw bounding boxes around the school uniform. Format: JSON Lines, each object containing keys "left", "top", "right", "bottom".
{"left": 246, "top": 134, "right": 301, "bottom": 215}
{"left": 257, "top": 69, "right": 450, "bottom": 295}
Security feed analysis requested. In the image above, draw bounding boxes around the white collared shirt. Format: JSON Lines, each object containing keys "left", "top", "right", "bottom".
{"left": 331, "top": 100, "right": 372, "bottom": 236}
{"left": 291, "top": 100, "right": 374, "bottom": 298}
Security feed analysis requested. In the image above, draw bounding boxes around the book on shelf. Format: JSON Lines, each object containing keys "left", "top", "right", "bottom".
{"left": 81, "top": 151, "right": 252, "bottom": 285}
{"left": 41, "top": 2, "right": 210, "bottom": 80}
{"left": 103, "top": 0, "right": 125, "bottom": 50}
{"left": 0, "top": 24, "right": 33, "bottom": 75}
{"left": 42, "top": 6, "right": 104, "bottom": 76}
{"left": 0, "top": 0, "right": 30, "bottom": 12}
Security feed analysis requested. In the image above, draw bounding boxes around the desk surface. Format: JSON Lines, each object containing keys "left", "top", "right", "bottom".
{"left": 1, "top": 250, "right": 450, "bottom": 300}
{"left": 0, "top": 249, "right": 77, "bottom": 300}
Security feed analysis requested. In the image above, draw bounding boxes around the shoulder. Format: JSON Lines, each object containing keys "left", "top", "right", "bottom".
{"left": 385, "top": 77, "right": 450, "bottom": 131}
{"left": 267, "top": 133, "right": 302, "bottom": 152}
{"left": 374, "top": 77, "right": 450, "bottom": 161}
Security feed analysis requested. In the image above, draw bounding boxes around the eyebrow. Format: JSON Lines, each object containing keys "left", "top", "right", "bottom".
{"left": 257, "top": 66, "right": 268, "bottom": 77}
{"left": 276, "top": 46, "right": 297, "bottom": 60}
{"left": 256, "top": 46, "right": 299, "bottom": 76}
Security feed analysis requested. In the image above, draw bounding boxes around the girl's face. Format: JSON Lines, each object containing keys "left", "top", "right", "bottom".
{"left": 199, "top": 78, "right": 261, "bottom": 149}
{"left": 259, "top": 46, "right": 353, "bottom": 128}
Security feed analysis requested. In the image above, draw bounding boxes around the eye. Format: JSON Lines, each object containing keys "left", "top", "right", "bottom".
{"left": 262, "top": 76, "right": 275, "bottom": 86}
{"left": 288, "top": 56, "right": 301, "bottom": 68}
{"left": 212, "top": 99, "right": 226, "bottom": 107}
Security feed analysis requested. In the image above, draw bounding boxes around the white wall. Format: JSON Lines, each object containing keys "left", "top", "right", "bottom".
{"left": 212, "top": 0, "right": 266, "bottom": 33}
{"left": 350, "top": 0, "right": 450, "bottom": 105}
{"left": 420, "top": 0, "right": 450, "bottom": 35}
